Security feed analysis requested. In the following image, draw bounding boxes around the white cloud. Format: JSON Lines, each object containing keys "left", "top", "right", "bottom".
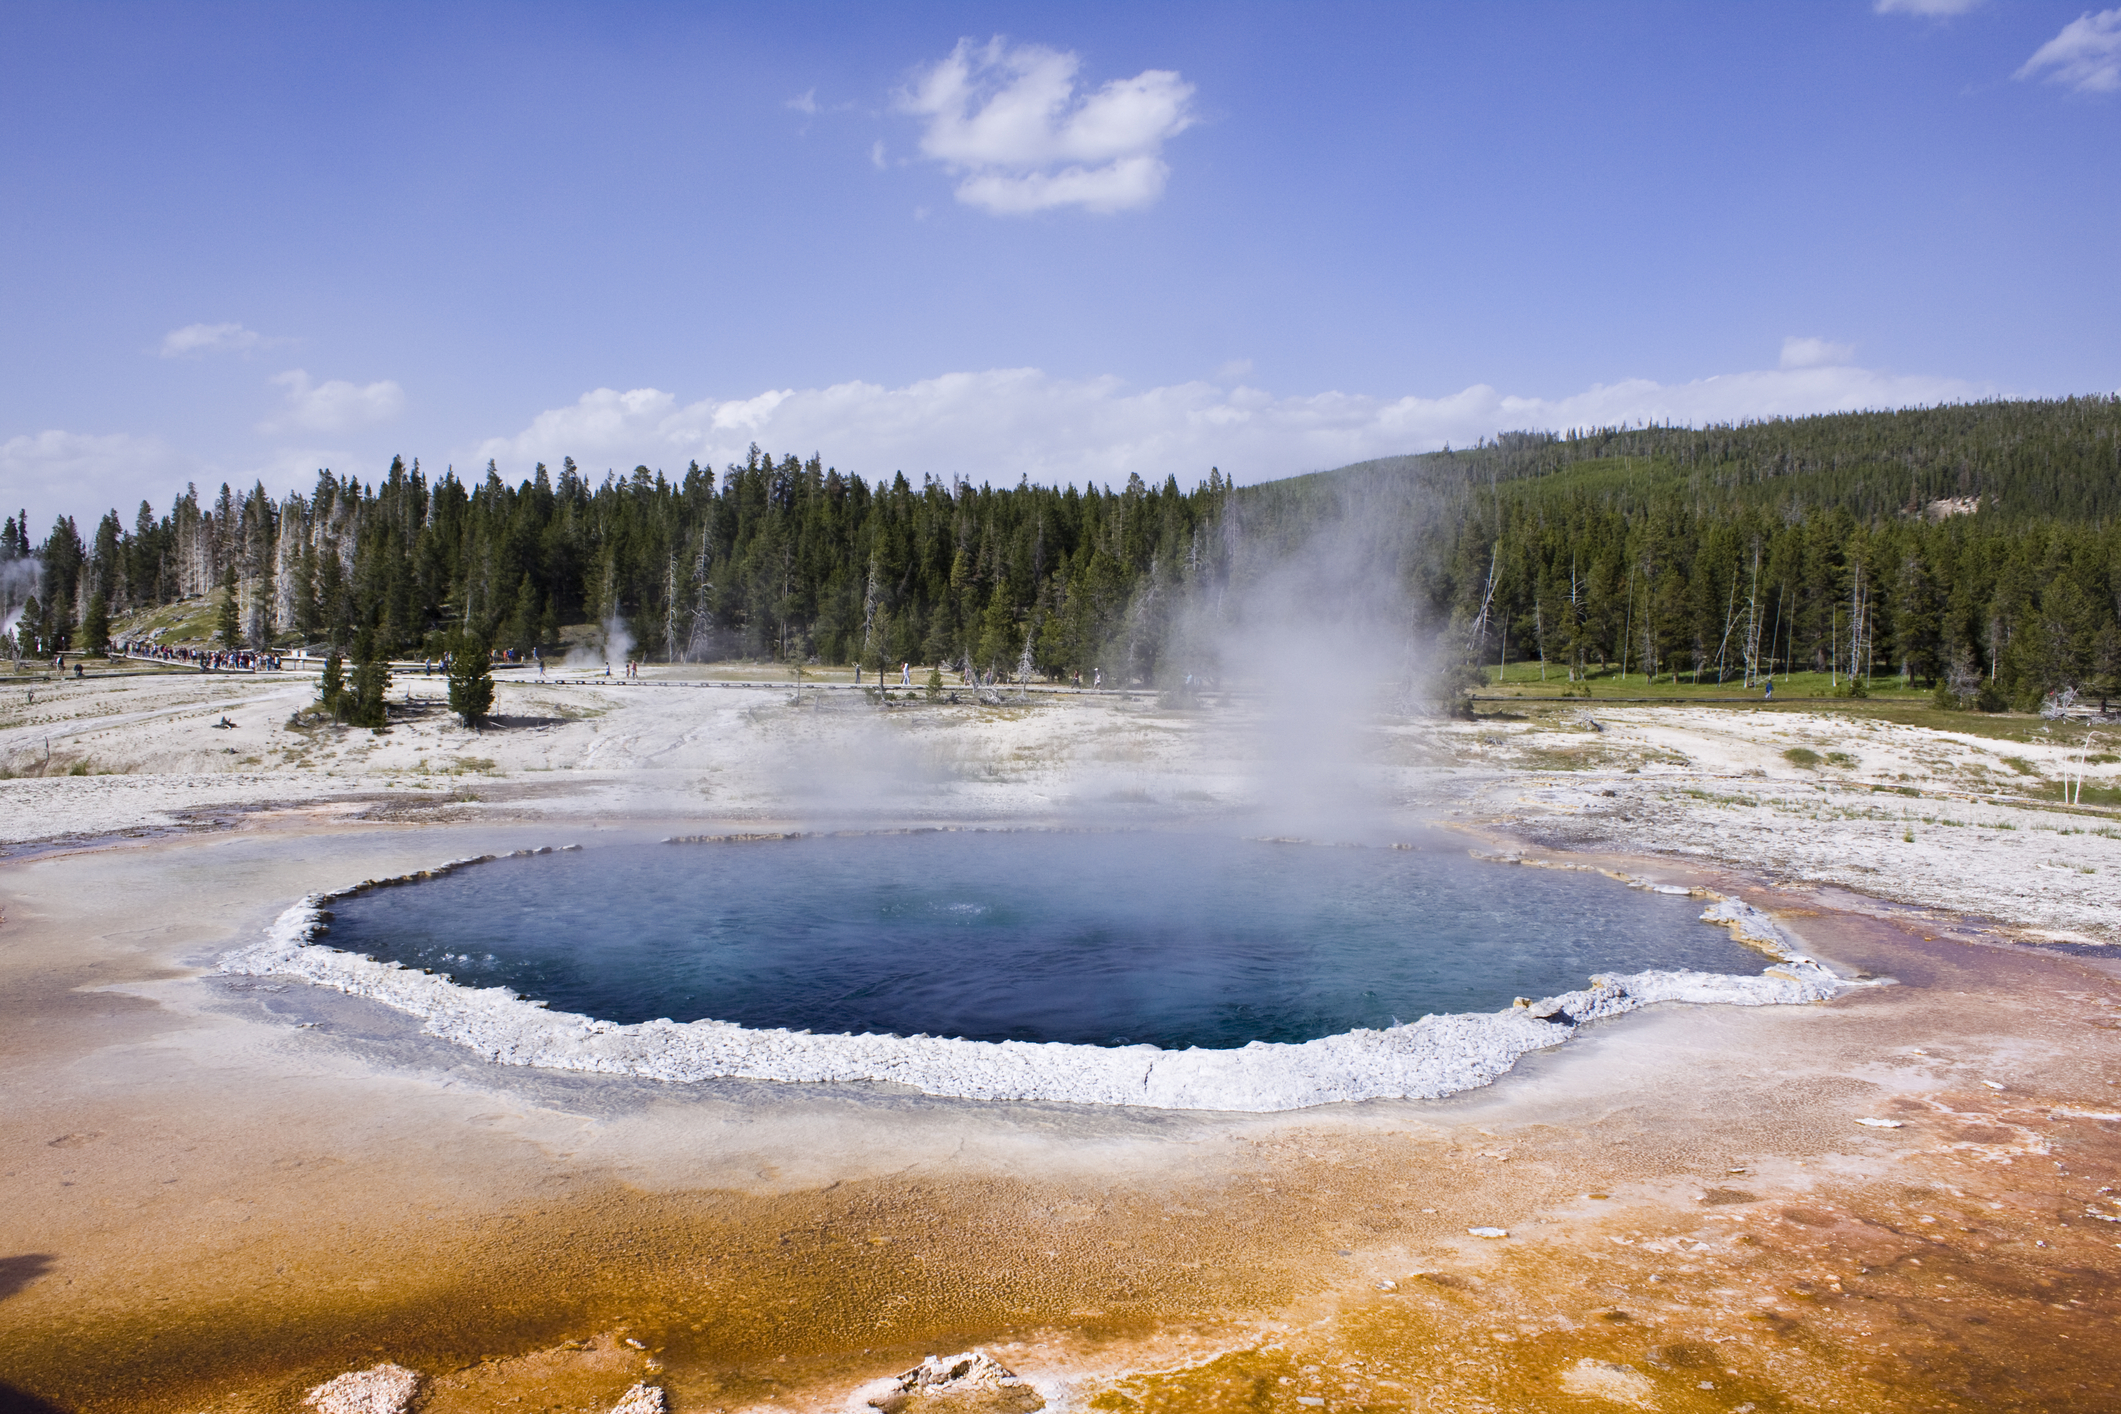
{"left": 953, "top": 156, "right": 1171, "bottom": 216}
{"left": 160, "top": 321, "right": 276, "bottom": 358}
{"left": 1779, "top": 335, "right": 1857, "bottom": 369}
{"left": 472, "top": 361, "right": 1986, "bottom": 489}
{"left": 786, "top": 88, "right": 818, "bottom": 115}
{"left": 897, "top": 38, "right": 1195, "bottom": 214}
{"left": 257, "top": 369, "right": 406, "bottom": 437}
{"left": 1874, "top": 0, "right": 1982, "bottom": 16}
{"left": 2016, "top": 8, "right": 2121, "bottom": 92}
{"left": 0, "top": 429, "right": 196, "bottom": 530}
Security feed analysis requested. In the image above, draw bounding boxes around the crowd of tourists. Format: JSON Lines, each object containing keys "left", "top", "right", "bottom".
{"left": 116, "top": 639, "right": 284, "bottom": 672}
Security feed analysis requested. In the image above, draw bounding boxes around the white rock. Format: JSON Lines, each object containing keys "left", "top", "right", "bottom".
{"left": 1559, "top": 1358, "right": 1657, "bottom": 1409}
{"left": 608, "top": 1382, "right": 665, "bottom": 1414}
{"left": 889, "top": 1351, "right": 1021, "bottom": 1393}
{"left": 866, "top": 1352, "right": 1044, "bottom": 1411}
{"left": 304, "top": 1363, "right": 419, "bottom": 1414}
{"left": 1467, "top": 1226, "right": 1509, "bottom": 1238}
{"left": 1856, "top": 1117, "right": 1905, "bottom": 1128}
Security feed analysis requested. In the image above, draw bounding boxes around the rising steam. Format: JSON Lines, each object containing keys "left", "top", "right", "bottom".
{"left": 565, "top": 612, "right": 636, "bottom": 671}
{"left": 0, "top": 557, "right": 39, "bottom": 644}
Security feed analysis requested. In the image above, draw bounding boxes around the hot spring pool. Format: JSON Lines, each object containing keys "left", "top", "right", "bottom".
{"left": 316, "top": 831, "right": 1768, "bottom": 1051}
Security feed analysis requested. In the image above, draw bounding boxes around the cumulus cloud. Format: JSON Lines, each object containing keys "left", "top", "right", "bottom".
{"left": 472, "top": 359, "right": 1985, "bottom": 489}
{"left": 0, "top": 429, "right": 195, "bottom": 531}
{"left": 786, "top": 87, "right": 818, "bottom": 115}
{"left": 160, "top": 321, "right": 277, "bottom": 358}
{"left": 2016, "top": 8, "right": 2121, "bottom": 92}
{"left": 1874, "top": 0, "right": 1982, "bottom": 16}
{"left": 256, "top": 369, "right": 406, "bottom": 437}
{"left": 897, "top": 38, "right": 1195, "bottom": 214}
{"left": 1779, "top": 335, "right": 1857, "bottom": 369}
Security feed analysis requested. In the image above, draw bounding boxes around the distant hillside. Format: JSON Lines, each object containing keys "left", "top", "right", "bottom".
{"left": 1270, "top": 395, "right": 2121, "bottom": 522}
{"left": 1243, "top": 396, "right": 2121, "bottom": 705}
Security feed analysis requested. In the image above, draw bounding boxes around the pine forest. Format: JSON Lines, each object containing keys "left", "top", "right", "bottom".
{"left": 4, "top": 394, "right": 2119, "bottom": 712}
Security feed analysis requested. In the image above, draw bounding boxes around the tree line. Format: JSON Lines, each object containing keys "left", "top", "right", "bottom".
{"left": 1391, "top": 395, "right": 2121, "bottom": 709}
{"left": 3, "top": 394, "right": 2117, "bottom": 709}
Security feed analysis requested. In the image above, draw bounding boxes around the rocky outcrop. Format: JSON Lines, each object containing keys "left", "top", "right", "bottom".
{"left": 304, "top": 1364, "right": 419, "bottom": 1414}
{"left": 868, "top": 1351, "right": 1044, "bottom": 1413}
{"left": 608, "top": 1382, "right": 665, "bottom": 1414}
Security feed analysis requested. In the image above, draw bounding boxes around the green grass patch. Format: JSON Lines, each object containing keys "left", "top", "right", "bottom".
{"left": 2030, "top": 781, "right": 2121, "bottom": 807}
{"left": 1824, "top": 751, "right": 1858, "bottom": 768}
{"left": 1475, "top": 669, "right": 2108, "bottom": 747}
{"left": 1783, "top": 747, "right": 1823, "bottom": 768}
{"left": 1483, "top": 664, "right": 1932, "bottom": 703}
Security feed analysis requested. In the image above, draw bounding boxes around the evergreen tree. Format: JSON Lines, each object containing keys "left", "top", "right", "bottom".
{"left": 82, "top": 593, "right": 109, "bottom": 657}
{"left": 347, "top": 630, "right": 391, "bottom": 728}
{"left": 16, "top": 595, "right": 40, "bottom": 658}
{"left": 447, "top": 634, "right": 495, "bottom": 727}
{"left": 216, "top": 563, "right": 241, "bottom": 649}
{"left": 319, "top": 650, "right": 346, "bottom": 717}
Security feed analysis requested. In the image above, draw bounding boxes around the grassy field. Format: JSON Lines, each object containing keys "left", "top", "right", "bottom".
{"left": 1472, "top": 663, "right": 2115, "bottom": 747}
{"left": 1479, "top": 662, "right": 1933, "bottom": 702}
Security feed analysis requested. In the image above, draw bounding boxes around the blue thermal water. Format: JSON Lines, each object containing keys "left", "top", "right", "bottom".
{"left": 323, "top": 832, "right": 1762, "bottom": 1050}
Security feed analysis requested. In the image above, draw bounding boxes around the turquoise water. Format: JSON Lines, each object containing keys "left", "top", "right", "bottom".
{"left": 324, "top": 832, "right": 1759, "bottom": 1050}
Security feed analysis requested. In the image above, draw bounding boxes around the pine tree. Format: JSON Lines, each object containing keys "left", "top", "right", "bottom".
{"left": 319, "top": 650, "right": 346, "bottom": 717}
{"left": 448, "top": 634, "right": 495, "bottom": 727}
{"left": 347, "top": 630, "right": 391, "bottom": 728}
{"left": 216, "top": 563, "right": 241, "bottom": 649}
{"left": 15, "top": 595, "right": 40, "bottom": 658}
{"left": 82, "top": 593, "right": 109, "bottom": 657}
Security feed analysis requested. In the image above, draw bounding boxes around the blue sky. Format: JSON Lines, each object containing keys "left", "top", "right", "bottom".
{"left": 3, "top": 1, "right": 2116, "bottom": 532}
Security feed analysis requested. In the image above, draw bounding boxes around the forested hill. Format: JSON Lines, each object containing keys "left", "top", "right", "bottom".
{"left": 1275, "top": 394, "right": 2121, "bottom": 525}
{"left": 3, "top": 394, "right": 2118, "bottom": 709}
{"left": 1349, "top": 396, "right": 2121, "bottom": 708}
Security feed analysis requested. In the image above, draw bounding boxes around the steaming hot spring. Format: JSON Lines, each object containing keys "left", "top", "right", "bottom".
{"left": 226, "top": 831, "right": 1851, "bottom": 1111}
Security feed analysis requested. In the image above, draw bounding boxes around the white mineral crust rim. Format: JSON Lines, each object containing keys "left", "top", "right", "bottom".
{"left": 220, "top": 851, "right": 1858, "bottom": 1113}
